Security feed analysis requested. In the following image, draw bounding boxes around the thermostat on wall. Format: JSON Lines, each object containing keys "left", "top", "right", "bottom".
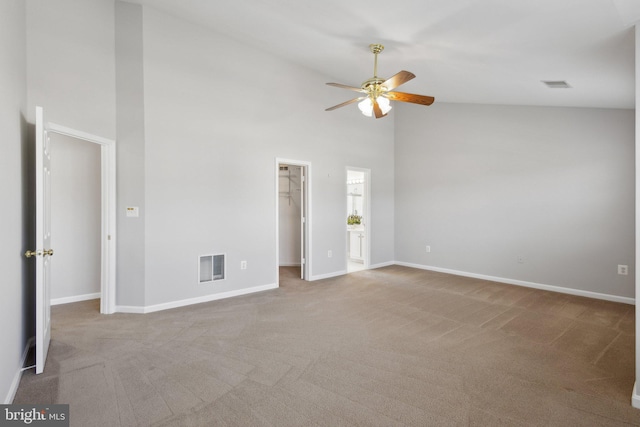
{"left": 126, "top": 206, "right": 139, "bottom": 217}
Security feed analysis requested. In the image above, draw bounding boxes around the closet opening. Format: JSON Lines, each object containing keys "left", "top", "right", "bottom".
{"left": 275, "top": 159, "right": 310, "bottom": 284}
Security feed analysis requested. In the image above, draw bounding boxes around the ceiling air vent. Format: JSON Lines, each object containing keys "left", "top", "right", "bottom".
{"left": 542, "top": 80, "right": 571, "bottom": 89}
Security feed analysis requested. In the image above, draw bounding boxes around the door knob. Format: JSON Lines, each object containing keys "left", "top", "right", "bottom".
{"left": 24, "top": 250, "right": 42, "bottom": 258}
{"left": 24, "top": 249, "right": 54, "bottom": 258}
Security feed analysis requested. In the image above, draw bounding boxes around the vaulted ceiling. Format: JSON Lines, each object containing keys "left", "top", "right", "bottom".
{"left": 129, "top": 0, "right": 639, "bottom": 109}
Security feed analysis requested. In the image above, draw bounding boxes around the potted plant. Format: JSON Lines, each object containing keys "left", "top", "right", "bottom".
{"left": 347, "top": 214, "right": 362, "bottom": 227}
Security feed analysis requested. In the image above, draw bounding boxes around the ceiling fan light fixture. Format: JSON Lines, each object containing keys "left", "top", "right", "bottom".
{"left": 358, "top": 98, "right": 374, "bottom": 117}
{"left": 378, "top": 96, "right": 392, "bottom": 114}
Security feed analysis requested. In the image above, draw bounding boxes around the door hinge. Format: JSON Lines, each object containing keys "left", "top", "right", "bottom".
{"left": 302, "top": 258, "right": 306, "bottom": 265}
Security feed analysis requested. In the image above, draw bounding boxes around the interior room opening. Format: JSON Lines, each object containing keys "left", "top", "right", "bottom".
{"left": 50, "top": 133, "right": 101, "bottom": 309}
{"left": 278, "top": 164, "right": 305, "bottom": 280}
{"left": 347, "top": 168, "right": 369, "bottom": 273}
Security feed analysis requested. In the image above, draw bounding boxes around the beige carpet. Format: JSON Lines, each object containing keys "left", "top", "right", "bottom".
{"left": 14, "top": 265, "right": 639, "bottom": 426}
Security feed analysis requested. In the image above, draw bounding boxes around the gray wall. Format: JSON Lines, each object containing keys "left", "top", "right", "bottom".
{"left": 140, "top": 6, "right": 395, "bottom": 306}
{"left": 115, "top": 1, "right": 146, "bottom": 307}
{"left": 0, "top": 0, "right": 28, "bottom": 403}
{"left": 25, "top": 0, "right": 116, "bottom": 138}
{"left": 635, "top": 23, "right": 640, "bottom": 404}
{"left": 25, "top": 0, "right": 147, "bottom": 309}
{"left": 395, "top": 102, "right": 634, "bottom": 299}
{"left": 50, "top": 134, "right": 101, "bottom": 301}
{"left": 20, "top": 0, "right": 395, "bottom": 310}
{"left": 26, "top": 0, "right": 121, "bottom": 304}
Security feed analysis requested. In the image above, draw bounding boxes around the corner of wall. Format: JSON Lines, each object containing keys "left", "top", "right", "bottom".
{"left": 632, "top": 382, "right": 640, "bottom": 409}
{"left": 634, "top": 22, "right": 640, "bottom": 408}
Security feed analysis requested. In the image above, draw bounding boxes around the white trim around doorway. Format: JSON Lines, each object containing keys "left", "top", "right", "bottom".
{"left": 346, "top": 166, "right": 371, "bottom": 272}
{"left": 275, "top": 158, "right": 312, "bottom": 286}
{"left": 47, "top": 122, "right": 117, "bottom": 314}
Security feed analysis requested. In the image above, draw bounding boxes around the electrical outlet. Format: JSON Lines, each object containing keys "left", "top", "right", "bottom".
{"left": 618, "top": 264, "right": 628, "bottom": 275}
{"left": 328, "top": 250, "right": 332, "bottom": 258}
{"left": 240, "top": 260, "right": 247, "bottom": 270}
{"left": 426, "top": 245, "right": 431, "bottom": 253}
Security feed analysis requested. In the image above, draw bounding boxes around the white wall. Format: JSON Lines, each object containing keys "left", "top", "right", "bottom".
{"left": 0, "top": 0, "right": 28, "bottom": 403}
{"left": 115, "top": 1, "right": 146, "bottom": 307}
{"left": 395, "top": 102, "right": 634, "bottom": 299}
{"left": 140, "top": 6, "right": 395, "bottom": 306}
{"left": 23, "top": 0, "right": 395, "bottom": 310}
{"left": 279, "top": 166, "right": 302, "bottom": 266}
{"left": 26, "top": 0, "right": 116, "bottom": 139}
{"left": 26, "top": 0, "right": 136, "bottom": 305}
{"left": 50, "top": 134, "right": 101, "bottom": 301}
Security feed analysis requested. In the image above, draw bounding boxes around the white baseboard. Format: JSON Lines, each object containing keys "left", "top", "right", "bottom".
{"left": 115, "top": 261, "right": 633, "bottom": 313}
{"left": 114, "top": 305, "right": 146, "bottom": 314}
{"left": 369, "top": 261, "right": 395, "bottom": 269}
{"left": 310, "top": 270, "right": 347, "bottom": 281}
{"left": 4, "top": 337, "right": 34, "bottom": 404}
{"left": 310, "top": 261, "right": 394, "bottom": 280}
{"left": 51, "top": 292, "right": 100, "bottom": 306}
{"left": 116, "top": 283, "right": 278, "bottom": 314}
{"left": 633, "top": 382, "right": 640, "bottom": 409}
{"left": 395, "top": 261, "right": 635, "bottom": 305}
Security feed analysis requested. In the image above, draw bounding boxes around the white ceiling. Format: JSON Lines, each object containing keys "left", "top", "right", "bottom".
{"left": 131, "top": 0, "right": 639, "bottom": 109}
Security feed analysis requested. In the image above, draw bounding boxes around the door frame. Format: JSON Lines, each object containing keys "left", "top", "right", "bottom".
{"left": 275, "top": 158, "right": 311, "bottom": 285}
{"left": 47, "top": 122, "right": 117, "bottom": 314}
{"left": 346, "top": 166, "right": 371, "bottom": 271}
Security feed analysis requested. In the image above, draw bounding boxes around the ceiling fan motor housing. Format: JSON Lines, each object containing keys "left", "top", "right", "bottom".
{"left": 361, "top": 78, "right": 387, "bottom": 98}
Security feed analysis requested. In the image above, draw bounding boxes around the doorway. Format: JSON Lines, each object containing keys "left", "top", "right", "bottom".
{"left": 346, "top": 167, "right": 370, "bottom": 273}
{"left": 46, "top": 123, "right": 116, "bottom": 314}
{"left": 275, "top": 158, "right": 310, "bottom": 285}
{"left": 32, "top": 108, "right": 117, "bottom": 375}
{"left": 49, "top": 133, "right": 101, "bottom": 307}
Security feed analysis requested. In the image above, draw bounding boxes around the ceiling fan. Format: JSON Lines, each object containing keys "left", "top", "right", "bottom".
{"left": 325, "top": 44, "right": 435, "bottom": 119}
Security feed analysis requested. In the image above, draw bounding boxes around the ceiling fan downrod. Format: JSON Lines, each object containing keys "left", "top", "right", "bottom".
{"left": 370, "top": 44, "right": 384, "bottom": 78}
{"left": 362, "top": 44, "right": 386, "bottom": 98}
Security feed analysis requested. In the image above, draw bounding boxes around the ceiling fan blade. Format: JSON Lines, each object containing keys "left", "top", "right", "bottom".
{"left": 326, "top": 82, "right": 366, "bottom": 93}
{"left": 325, "top": 97, "right": 366, "bottom": 111}
{"left": 382, "top": 70, "right": 415, "bottom": 91}
{"left": 385, "top": 91, "right": 435, "bottom": 106}
{"left": 372, "top": 99, "right": 386, "bottom": 119}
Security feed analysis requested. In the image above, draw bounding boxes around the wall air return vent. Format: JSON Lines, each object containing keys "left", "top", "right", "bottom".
{"left": 199, "top": 254, "right": 225, "bottom": 283}
{"left": 542, "top": 80, "right": 571, "bottom": 89}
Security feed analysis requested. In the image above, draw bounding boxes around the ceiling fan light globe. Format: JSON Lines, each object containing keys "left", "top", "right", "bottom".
{"left": 358, "top": 98, "right": 373, "bottom": 117}
{"left": 377, "top": 96, "right": 392, "bottom": 114}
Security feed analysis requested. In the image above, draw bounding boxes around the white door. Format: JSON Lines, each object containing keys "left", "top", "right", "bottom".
{"left": 33, "top": 106, "right": 52, "bottom": 374}
{"left": 300, "top": 167, "right": 305, "bottom": 279}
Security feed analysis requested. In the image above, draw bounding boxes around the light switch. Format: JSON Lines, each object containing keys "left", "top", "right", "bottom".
{"left": 126, "top": 207, "right": 139, "bottom": 217}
